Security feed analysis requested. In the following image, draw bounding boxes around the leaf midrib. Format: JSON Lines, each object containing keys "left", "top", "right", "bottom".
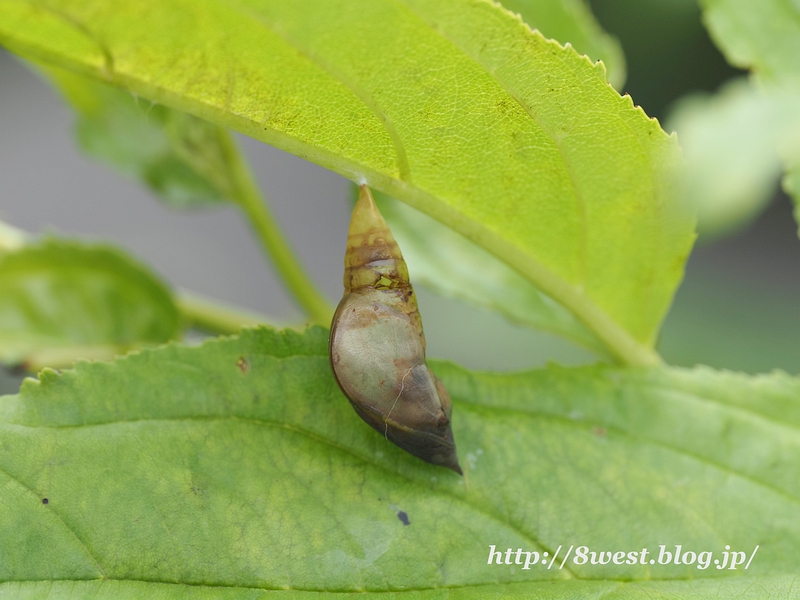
{"left": 1, "top": 415, "right": 575, "bottom": 581}
{"left": 2, "top": 359, "right": 797, "bottom": 591}
{"left": 226, "top": 0, "right": 412, "bottom": 183}
{"left": 390, "top": 0, "right": 591, "bottom": 285}
{"left": 222, "top": 0, "right": 594, "bottom": 313}
{"left": 0, "top": 463, "right": 107, "bottom": 578}
{"left": 455, "top": 402, "right": 800, "bottom": 512}
{"left": 0, "top": 571, "right": 794, "bottom": 593}
{"left": 7, "top": 400, "right": 800, "bottom": 580}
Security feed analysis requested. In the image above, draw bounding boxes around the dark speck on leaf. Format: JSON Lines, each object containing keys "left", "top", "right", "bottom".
{"left": 42, "top": 498, "right": 49, "bottom": 505}
{"left": 236, "top": 357, "right": 249, "bottom": 374}
{"left": 397, "top": 511, "right": 410, "bottom": 526}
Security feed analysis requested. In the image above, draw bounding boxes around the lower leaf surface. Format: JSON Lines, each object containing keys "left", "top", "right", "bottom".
{"left": 0, "top": 327, "right": 798, "bottom": 597}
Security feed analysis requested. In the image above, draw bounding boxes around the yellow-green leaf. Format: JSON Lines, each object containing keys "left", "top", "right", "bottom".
{"left": 0, "top": 0, "right": 695, "bottom": 365}
{"left": 373, "top": 189, "right": 613, "bottom": 359}
{"left": 500, "top": 0, "right": 626, "bottom": 88}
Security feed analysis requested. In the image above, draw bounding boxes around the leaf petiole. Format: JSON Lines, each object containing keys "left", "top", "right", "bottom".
{"left": 216, "top": 130, "right": 334, "bottom": 326}
{"left": 176, "top": 289, "right": 278, "bottom": 335}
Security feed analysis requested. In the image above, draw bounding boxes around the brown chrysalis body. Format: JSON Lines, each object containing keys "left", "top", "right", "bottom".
{"left": 329, "top": 185, "right": 462, "bottom": 474}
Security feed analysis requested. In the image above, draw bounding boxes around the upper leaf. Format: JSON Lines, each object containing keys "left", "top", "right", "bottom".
{"left": 1, "top": 326, "right": 799, "bottom": 597}
{"left": 373, "top": 189, "right": 613, "bottom": 359}
{"left": 666, "top": 78, "right": 797, "bottom": 239}
{"left": 0, "top": 0, "right": 695, "bottom": 364}
{"left": 0, "top": 237, "right": 181, "bottom": 368}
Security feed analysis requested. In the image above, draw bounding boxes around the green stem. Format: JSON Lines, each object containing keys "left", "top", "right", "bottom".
{"left": 176, "top": 289, "right": 274, "bottom": 335}
{"left": 218, "top": 130, "right": 334, "bottom": 326}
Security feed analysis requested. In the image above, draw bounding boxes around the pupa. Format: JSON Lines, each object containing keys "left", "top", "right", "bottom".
{"left": 329, "top": 185, "right": 462, "bottom": 474}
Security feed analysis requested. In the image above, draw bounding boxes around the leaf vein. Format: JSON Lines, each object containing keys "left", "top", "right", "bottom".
{"left": 454, "top": 402, "right": 800, "bottom": 510}
{"left": 396, "top": 0, "right": 589, "bottom": 283}
{"left": 3, "top": 415, "right": 578, "bottom": 580}
{"left": 223, "top": 0, "right": 412, "bottom": 182}
{"left": 0, "top": 465, "right": 107, "bottom": 579}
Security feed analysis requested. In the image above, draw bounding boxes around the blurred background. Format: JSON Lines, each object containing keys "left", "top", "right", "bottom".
{"left": 1, "top": 0, "right": 799, "bottom": 394}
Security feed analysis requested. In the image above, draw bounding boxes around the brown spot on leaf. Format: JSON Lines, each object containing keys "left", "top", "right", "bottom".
{"left": 236, "top": 357, "right": 249, "bottom": 374}
{"left": 592, "top": 427, "right": 606, "bottom": 436}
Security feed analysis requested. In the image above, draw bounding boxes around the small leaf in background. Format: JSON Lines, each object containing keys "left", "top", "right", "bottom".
{"left": 1, "top": 326, "right": 799, "bottom": 596}
{"left": 500, "top": 0, "right": 626, "bottom": 89}
{"left": 667, "top": 78, "right": 800, "bottom": 239}
{"left": 0, "top": 238, "right": 181, "bottom": 369}
{"left": 372, "top": 188, "right": 613, "bottom": 360}
{"left": 0, "top": 0, "right": 696, "bottom": 364}
{"left": 39, "top": 65, "right": 237, "bottom": 208}
{"left": 673, "top": 0, "right": 800, "bottom": 236}
{"left": 0, "top": 220, "right": 26, "bottom": 254}
{"left": 701, "top": 0, "right": 800, "bottom": 85}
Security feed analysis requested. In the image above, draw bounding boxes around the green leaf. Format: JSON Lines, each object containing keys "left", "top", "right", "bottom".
{"left": 695, "top": 0, "right": 800, "bottom": 232}
{"left": 38, "top": 64, "right": 238, "bottom": 208}
{"left": 372, "top": 190, "right": 612, "bottom": 360}
{"left": 700, "top": 0, "right": 800, "bottom": 84}
{"left": 0, "top": 0, "right": 695, "bottom": 365}
{"left": 666, "top": 78, "right": 792, "bottom": 238}
{"left": 1, "top": 326, "right": 799, "bottom": 597}
{"left": 500, "top": 0, "right": 626, "bottom": 89}
{"left": 0, "top": 238, "right": 181, "bottom": 368}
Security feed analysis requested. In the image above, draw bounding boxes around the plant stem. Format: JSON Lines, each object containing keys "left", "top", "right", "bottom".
{"left": 218, "top": 130, "right": 334, "bottom": 326}
{"left": 176, "top": 289, "right": 274, "bottom": 335}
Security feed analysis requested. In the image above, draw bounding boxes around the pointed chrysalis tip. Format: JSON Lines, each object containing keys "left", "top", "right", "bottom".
{"left": 348, "top": 185, "right": 389, "bottom": 241}
{"left": 357, "top": 184, "right": 379, "bottom": 212}
{"left": 357, "top": 183, "right": 373, "bottom": 204}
